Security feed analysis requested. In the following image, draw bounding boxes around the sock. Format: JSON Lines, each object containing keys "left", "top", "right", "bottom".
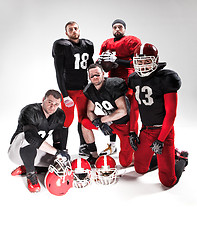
{"left": 78, "top": 122, "right": 86, "bottom": 145}
{"left": 110, "top": 134, "right": 116, "bottom": 143}
{"left": 20, "top": 145, "right": 37, "bottom": 173}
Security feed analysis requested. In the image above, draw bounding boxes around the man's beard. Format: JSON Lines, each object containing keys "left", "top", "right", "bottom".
{"left": 114, "top": 32, "right": 124, "bottom": 40}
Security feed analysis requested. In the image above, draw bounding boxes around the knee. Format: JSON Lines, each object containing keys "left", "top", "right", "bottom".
{"left": 159, "top": 172, "right": 177, "bottom": 188}
{"left": 134, "top": 162, "right": 149, "bottom": 174}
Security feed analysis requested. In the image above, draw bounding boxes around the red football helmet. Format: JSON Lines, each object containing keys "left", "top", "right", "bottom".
{"left": 71, "top": 158, "right": 92, "bottom": 188}
{"left": 133, "top": 43, "right": 159, "bottom": 77}
{"left": 45, "top": 157, "right": 73, "bottom": 196}
{"left": 95, "top": 155, "right": 117, "bottom": 185}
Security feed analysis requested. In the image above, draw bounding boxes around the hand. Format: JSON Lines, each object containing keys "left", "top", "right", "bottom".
{"left": 92, "top": 118, "right": 113, "bottom": 136}
{"left": 63, "top": 96, "right": 74, "bottom": 108}
{"left": 129, "top": 132, "right": 140, "bottom": 151}
{"left": 55, "top": 149, "right": 71, "bottom": 162}
{"left": 100, "top": 123, "right": 113, "bottom": 136}
{"left": 150, "top": 140, "right": 164, "bottom": 154}
{"left": 102, "top": 51, "right": 117, "bottom": 63}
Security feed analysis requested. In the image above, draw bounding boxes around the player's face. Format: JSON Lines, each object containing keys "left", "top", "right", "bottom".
{"left": 136, "top": 59, "right": 153, "bottom": 71}
{"left": 66, "top": 23, "right": 80, "bottom": 41}
{"left": 42, "top": 95, "right": 61, "bottom": 117}
{"left": 88, "top": 67, "right": 104, "bottom": 88}
{"left": 112, "top": 24, "right": 125, "bottom": 38}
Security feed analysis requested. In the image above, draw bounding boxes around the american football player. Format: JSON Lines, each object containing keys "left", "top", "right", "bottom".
{"left": 98, "top": 19, "right": 141, "bottom": 156}
{"left": 8, "top": 90, "right": 70, "bottom": 193}
{"left": 128, "top": 43, "right": 188, "bottom": 187}
{"left": 52, "top": 21, "right": 94, "bottom": 156}
{"left": 81, "top": 63, "right": 134, "bottom": 167}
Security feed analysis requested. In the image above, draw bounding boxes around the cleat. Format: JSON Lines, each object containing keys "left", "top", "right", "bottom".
{"left": 26, "top": 172, "right": 41, "bottom": 193}
{"left": 87, "top": 155, "right": 98, "bottom": 168}
{"left": 180, "top": 151, "right": 189, "bottom": 168}
{"left": 11, "top": 165, "right": 26, "bottom": 176}
{"left": 99, "top": 144, "right": 117, "bottom": 156}
{"left": 79, "top": 144, "right": 91, "bottom": 157}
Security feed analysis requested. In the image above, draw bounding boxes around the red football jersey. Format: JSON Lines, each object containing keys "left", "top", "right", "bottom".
{"left": 99, "top": 36, "right": 141, "bottom": 83}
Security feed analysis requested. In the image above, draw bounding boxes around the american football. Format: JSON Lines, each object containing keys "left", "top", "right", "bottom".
{"left": 100, "top": 50, "right": 118, "bottom": 72}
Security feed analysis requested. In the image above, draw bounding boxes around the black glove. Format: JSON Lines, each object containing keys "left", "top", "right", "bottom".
{"left": 129, "top": 132, "right": 140, "bottom": 151}
{"left": 55, "top": 149, "right": 71, "bottom": 161}
{"left": 150, "top": 140, "right": 164, "bottom": 154}
{"left": 92, "top": 118, "right": 113, "bottom": 136}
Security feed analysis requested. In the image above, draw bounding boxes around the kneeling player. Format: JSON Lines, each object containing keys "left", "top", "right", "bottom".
{"left": 8, "top": 90, "right": 70, "bottom": 193}
{"left": 81, "top": 63, "right": 134, "bottom": 167}
{"left": 128, "top": 43, "right": 188, "bottom": 187}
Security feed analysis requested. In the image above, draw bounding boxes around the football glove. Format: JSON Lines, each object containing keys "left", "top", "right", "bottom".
{"left": 63, "top": 96, "right": 74, "bottom": 108}
{"left": 55, "top": 149, "right": 71, "bottom": 162}
{"left": 92, "top": 118, "right": 113, "bottom": 136}
{"left": 129, "top": 132, "right": 140, "bottom": 151}
{"left": 150, "top": 140, "right": 164, "bottom": 155}
{"left": 102, "top": 51, "right": 117, "bottom": 63}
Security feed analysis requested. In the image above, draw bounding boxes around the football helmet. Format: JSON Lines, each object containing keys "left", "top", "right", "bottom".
{"left": 44, "top": 157, "right": 73, "bottom": 196}
{"left": 71, "top": 158, "right": 92, "bottom": 188}
{"left": 94, "top": 155, "right": 117, "bottom": 185}
{"left": 133, "top": 43, "right": 159, "bottom": 77}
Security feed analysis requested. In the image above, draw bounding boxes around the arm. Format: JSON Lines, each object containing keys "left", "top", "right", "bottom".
{"left": 87, "top": 100, "right": 97, "bottom": 121}
{"left": 158, "top": 92, "right": 177, "bottom": 142}
{"left": 52, "top": 42, "right": 68, "bottom": 97}
{"left": 129, "top": 95, "right": 139, "bottom": 133}
{"left": 100, "top": 96, "right": 127, "bottom": 123}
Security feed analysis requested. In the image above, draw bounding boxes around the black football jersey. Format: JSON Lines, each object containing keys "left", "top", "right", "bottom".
{"left": 52, "top": 38, "right": 94, "bottom": 97}
{"left": 83, "top": 77, "right": 129, "bottom": 124}
{"left": 128, "top": 63, "right": 181, "bottom": 126}
{"left": 10, "top": 103, "right": 65, "bottom": 148}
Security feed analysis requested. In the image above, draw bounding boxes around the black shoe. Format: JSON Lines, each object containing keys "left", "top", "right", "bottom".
{"left": 180, "top": 151, "right": 189, "bottom": 167}
{"left": 79, "top": 144, "right": 91, "bottom": 157}
{"left": 87, "top": 155, "right": 98, "bottom": 168}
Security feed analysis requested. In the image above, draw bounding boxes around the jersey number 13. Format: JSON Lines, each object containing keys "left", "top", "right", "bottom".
{"left": 135, "top": 86, "right": 154, "bottom": 106}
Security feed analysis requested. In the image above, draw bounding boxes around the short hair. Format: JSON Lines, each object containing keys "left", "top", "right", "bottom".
{"left": 44, "top": 89, "right": 62, "bottom": 101}
{"left": 65, "top": 21, "right": 78, "bottom": 31}
{"left": 87, "top": 63, "right": 104, "bottom": 72}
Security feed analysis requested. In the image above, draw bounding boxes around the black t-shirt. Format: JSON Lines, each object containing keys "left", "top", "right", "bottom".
{"left": 52, "top": 38, "right": 94, "bottom": 97}
{"left": 128, "top": 63, "right": 181, "bottom": 126}
{"left": 83, "top": 77, "right": 129, "bottom": 124}
{"left": 10, "top": 103, "right": 65, "bottom": 148}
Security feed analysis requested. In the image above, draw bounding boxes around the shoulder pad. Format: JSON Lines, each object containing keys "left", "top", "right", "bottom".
{"left": 81, "top": 39, "right": 93, "bottom": 46}
{"left": 19, "top": 103, "right": 41, "bottom": 125}
{"left": 105, "top": 78, "right": 128, "bottom": 100}
{"left": 83, "top": 83, "right": 92, "bottom": 99}
{"left": 52, "top": 39, "right": 72, "bottom": 56}
{"left": 158, "top": 69, "right": 181, "bottom": 93}
{"left": 55, "top": 108, "right": 66, "bottom": 125}
{"left": 128, "top": 72, "right": 139, "bottom": 89}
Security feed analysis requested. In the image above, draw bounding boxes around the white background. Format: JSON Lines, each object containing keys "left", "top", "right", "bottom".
{"left": 1, "top": 0, "right": 197, "bottom": 239}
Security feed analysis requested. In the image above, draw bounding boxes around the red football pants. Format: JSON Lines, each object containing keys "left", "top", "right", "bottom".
{"left": 134, "top": 127, "right": 177, "bottom": 187}
{"left": 82, "top": 118, "right": 134, "bottom": 167}
{"left": 61, "top": 90, "right": 88, "bottom": 128}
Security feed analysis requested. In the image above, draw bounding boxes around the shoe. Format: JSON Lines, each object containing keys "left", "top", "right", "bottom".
{"left": 99, "top": 144, "right": 117, "bottom": 156}
{"left": 11, "top": 165, "right": 26, "bottom": 176}
{"left": 79, "top": 144, "right": 91, "bottom": 157}
{"left": 180, "top": 151, "right": 189, "bottom": 167}
{"left": 26, "top": 172, "right": 41, "bottom": 193}
{"left": 87, "top": 155, "right": 98, "bottom": 168}
{"left": 175, "top": 148, "right": 189, "bottom": 168}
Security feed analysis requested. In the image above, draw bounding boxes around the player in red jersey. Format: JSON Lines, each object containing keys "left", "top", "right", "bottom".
{"left": 128, "top": 43, "right": 188, "bottom": 187}
{"left": 52, "top": 21, "right": 94, "bottom": 156}
{"left": 98, "top": 19, "right": 141, "bottom": 155}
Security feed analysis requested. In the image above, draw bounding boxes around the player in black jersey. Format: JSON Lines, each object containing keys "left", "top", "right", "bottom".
{"left": 8, "top": 90, "right": 70, "bottom": 193}
{"left": 52, "top": 21, "right": 94, "bottom": 156}
{"left": 128, "top": 43, "right": 188, "bottom": 187}
{"left": 81, "top": 63, "right": 134, "bottom": 167}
